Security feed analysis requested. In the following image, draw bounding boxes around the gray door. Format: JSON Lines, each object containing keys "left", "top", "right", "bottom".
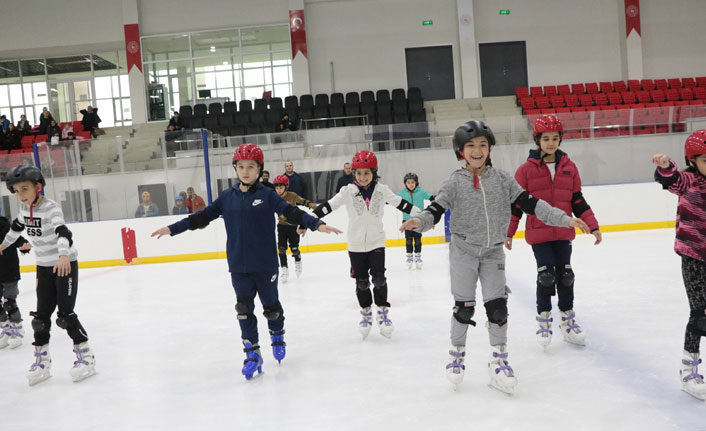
{"left": 405, "top": 46, "right": 455, "bottom": 101}
{"left": 479, "top": 41, "right": 528, "bottom": 97}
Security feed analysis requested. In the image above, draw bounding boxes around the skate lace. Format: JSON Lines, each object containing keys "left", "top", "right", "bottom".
{"left": 377, "top": 308, "right": 392, "bottom": 326}
{"left": 446, "top": 350, "right": 466, "bottom": 372}
{"left": 492, "top": 351, "right": 514, "bottom": 376}
{"left": 415, "top": 255, "right": 423, "bottom": 263}
{"left": 360, "top": 309, "right": 373, "bottom": 326}
{"left": 536, "top": 315, "right": 553, "bottom": 336}
{"left": 561, "top": 311, "right": 581, "bottom": 334}
{"left": 406, "top": 255, "right": 413, "bottom": 263}
{"left": 0, "top": 322, "right": 10, "bottom": 337}
{"left": 31, "top": 350, "right": 47, "bottom": 371}
{"left": 682, "top": 358, "right": 704, "bottom": 382}
{"left": 73, "top": 347, "right": 89, "bottom": 367}
{"left": 9, "top": 323, "right": 23, "bottom": 339}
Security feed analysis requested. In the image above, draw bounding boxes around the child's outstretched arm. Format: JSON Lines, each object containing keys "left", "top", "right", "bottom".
{"left": 381, "top": 184, "right": 419, "bottom": 216}
{"left": 506, "top": 167, "right": 529, "bottom": 250}
{"left": 653, "top": 153, "right": 693, "bottom": 195}
{"left": 272, "top": 192, "right": 342, "bottom": 235}
{"left": 0, "top": 218, "right": 25, "bottom": 255}
{"left": 312, "top": 187, "right": 346, "bottom": 219}
{"left": 400, "top": 178, "right": 454, "bottom": 232}
{"left": 151, "top": 202, "right": 222, "bottom": 239}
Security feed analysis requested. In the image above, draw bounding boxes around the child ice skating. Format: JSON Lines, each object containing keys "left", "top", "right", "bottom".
{"left": 273, "top": 174, "right": 318, "bottom": 282}
{"left": 0, "top": 211, "right": 31, "bottom": 349}
{"left": 397, "top": 172, "right": 434, "bottom": 269}
{"left": 653, "top": 129, "right": 706, "bottom": 400}
{"left": 0, "top": 166, "right": 95, "bottom": 385}
{"left": 400, "top": 120, "right": 589, "bottom": 394}
{"left": 313, "top": 150, "right": 419, "bottom": 339}
{"left": 152, "top": 144, "right": 340, "bottom": 380}
{"left": 506, "top": 114, "right": 601, "bottom": 348}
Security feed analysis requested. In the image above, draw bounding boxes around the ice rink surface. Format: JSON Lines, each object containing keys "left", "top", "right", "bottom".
{"left": 0, "top": 228, "right": 704, "bottom": 430}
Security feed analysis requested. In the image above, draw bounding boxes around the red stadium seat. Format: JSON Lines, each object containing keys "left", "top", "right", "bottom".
{"left": 571, "top": 83, "right": 585, "bottom": 95}
{"left": 543, "top": 85, "right": 557, "bottom": 97}
{"left": 593, "top": 93, "right": 608, "bottom": 106}
{"left": 636, "top": 91, "right": 651, "bottom": 103}
{"left": 695, "top": 77, "right": 706, "bottom": 87}
{"left": 530, "top": 86, "right": 543, "bottom": 97}
{"left": 627, "top": 80, "right": 641, "bottom": 92}
{"left": 654, "top": 79, "right": 668, "bottom": 91}
{"left": 515, "top": 87, "right": 529, "bottom": 102}
{"left": 683, "top": 78, "right": 696, "bottom": 89}
{"left": 535, "top": 96, "right": 550, "bottom": 109}
{"left": 694, "top": 87, "right": 706, "bottom": 100}
{"left": 607, "top": 92, "right": 622, "bottom": 105}
{"left": 34, "top": 134, "right": 48, "bottom": 143}
{"left": 578, "top": 94, "right": 593, "bottom": 106}
{"left": 585, "top": 83, "right": 599, "bottom": 94}
{"left": 665, "top": 89, "right": 680, "bottom": 102}
{"left": 521, "top": 97, "right": 535, "bottom": 110}
{"left": 668, "top": 78, "right": 682, "bottom": 89}
{"left": 557, "top": 84, "right": 571, "bottom": 96}
{"left": 564, "top": 94, "right": 579, "bottom": 107}
{"left": 613, "top": 81, "right": 627, "bottom": 93}
{"left": 550, "top": 95, "right": 565, "bottom": 108}
{"left": 640, "top": 79, "right": 655, "bottom": 91}
{"left": 650, "top": 90, "right": 665, "bottom": 103}
{"left": 621, "top": 92, "right": 636, "bottom": 104}
{"left": 679, "top": 88, "right": 694, "bottom": 100}
{"left": 599, "top": 82, "right": 613, "bottom": 93}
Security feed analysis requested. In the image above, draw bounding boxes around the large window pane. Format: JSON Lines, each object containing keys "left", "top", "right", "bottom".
{"left": 33, "top": 82, "right": 48, "bottom": 105}
{"left": 23, "top": 83, "right": 34, "bottom": 104}
{"left": 241, "top": 26, "right": 289, "bottom": 53}
{"left": 95, "top": 76, "right": 113, "bottom": 99}
{"left": 121, "top": 98, "right": 132, "bottom": 121}
{"left": 9, "top": 84, "right": 23, "bottom": 105}
{"left": 274, "top": 84, "right": 292, "bottom": 99}
{"left": 93, "top": 51, "right": 119, "bottom": 77}
{"left": 96, "top": 99, "right": 115, "bottom": 127}
{"left": 0, "top": 85, "right": 9, "bottom": 106}
{"left": 243, "top": 68, "right": 265, "bottom": 87}
{"left": 0, "top": 61, "right": 20, "bottom": 80}
{"left": 273, "top": 67, "right": 290, "bottom": 84}
{"left": 119, "top": 75, "right": 130, "bottom": 97}
{"left": 145, "top": 60, "right": 191, "bottom": 119}
{"left": 20, "top": 59, "right": 45, "bottom": 82}
{"left": 243, "top": 53, "right": 271, "bottom": 68}
{"left": 46, "top": 55, "right": 92, "bottom": 80}
{"left": 142, "top": 34, "right": 190, "bottom": 62}
{"left": 244, "top": 86, "right": 264, "bottom": 101}
{"left": 191, "top": 29, "right": 240, "bottom": 58}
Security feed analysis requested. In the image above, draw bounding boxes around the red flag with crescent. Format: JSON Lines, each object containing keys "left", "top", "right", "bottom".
{"left": 124, "top": 24, "right": 143, "bottom": 73}
{"left": 289, "top": 10, "right": 308, "bottom": 59}
{"left": 625, "top": 0, "right": 641, "bottom": 37}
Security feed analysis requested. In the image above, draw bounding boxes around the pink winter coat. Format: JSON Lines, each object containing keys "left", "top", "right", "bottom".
{"left": 508, "top": 149, "right": 599, "bottom": 245}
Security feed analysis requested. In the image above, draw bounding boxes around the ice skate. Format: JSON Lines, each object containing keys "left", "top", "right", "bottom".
{"left": 359, "top": 307, "right": 373, "bottom": 339}
{"left": 27, "top": 344, "right": 51, "bottom": 386}
{"left": 0, "top": 320, "right": 10, "bottom": 349}
{"left": 241, "top": 340, "right": 263, "bottom": 380}
{"left": 8, "top": 321, "right": 24, "bottom": 349}
{"left": 270, "top": 330, "right": 286, "bottom": 364}
{"left": 414, "top": 253, "right": 423, "bottom": 269}
{"left": 487, "top": 344, "right": 517, "bottom": 395}
{"left": 294, "top": 261, "right": 302, "bottom": 278}
{"left": 536, "top": 312, "right": 553, "bottom": 349}
{"left": 70, "top": 342, "right": 96, "bottom": 382}
{"left": 406, "top": 253, "right": 413, "bottom": 270}
{"left": 446, "top": 345, "right": 466, "bottom": 390}
{"left": 559, "top": 310, "right": 586, "bottom": 346}
{"left": 376, "top": 306, "right": 394, "bottom": 338}
{"left": 680, "top": 351, "right": 706, "bottom": 401}
{"left": 280, "top": 266, "right": 289, "bottom": 284}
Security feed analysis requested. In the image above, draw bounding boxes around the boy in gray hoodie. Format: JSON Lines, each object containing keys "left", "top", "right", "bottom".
{"left": 400, "top": 120, "right": 589, "bottom": 394}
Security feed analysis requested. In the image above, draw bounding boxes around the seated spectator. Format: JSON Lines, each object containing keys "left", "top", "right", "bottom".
{"left": 135, "top": 191, "right": 160, "bottom": 217}
{"left": 61, "top": 122, "right": 74, "bottom": 139}
{"left": 0, "top": 115, "right": 9, "bottom": 132}
{"left": 185, "top": 187, "right": 206, "bottom": 212}
{"left": 16, "top": 114, "right": 31, "bottom": 134}
{"left": 47, "top": 120, "right": 62, "bottom": 139}
{"left": 38, "top": 110, "right": 54, "bottom": 134}
{"left": 278, "top": 113, "right": 297, "bottom": 132}
{"left": 168, "top": 112, "right": 183, "bottom": 130}
{"left": 80, "top": 106, "right": 102, "bottom": 138}
{"left": 172, "top": 195, "right": 189, "bottom": 215}
{"left": 4, "top": 124, "right": 22, "bottom": 150}
{"left": 164, "top": 124, "right": 185, "bottom": 157}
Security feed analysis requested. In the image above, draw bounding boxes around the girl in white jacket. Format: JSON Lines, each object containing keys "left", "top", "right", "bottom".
{"left": 314, "top": 150, "right": 419, "bottom": 339}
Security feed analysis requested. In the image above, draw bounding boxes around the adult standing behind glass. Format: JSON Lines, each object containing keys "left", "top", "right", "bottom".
{"left": 80, "top": 106, "right": 101, "bottom": 138}
{"left": 261, "top": 170, "right": 275, "bottom": 189}
{"left": 16, "top": 115, "right": 31, "bottom": 135}
{"left": 336, "top": 162, "right": 354, "bottom": 193}
{"left": 38, "top": 109, "right": 54, "bottom": 134}
{"left": 135, "top": 191, "right": 160, "bottom": 217}
{"left": 284, "top": 160, "right": 307, "bottom": 199}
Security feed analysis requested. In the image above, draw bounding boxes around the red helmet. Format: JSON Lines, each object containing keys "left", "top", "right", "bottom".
{"left": 533, "top": 114, "right": 563, "bottom": 138}
{"left": 232, "top": 144, "right": 264, "bottom": 165}
{"left": 685, "top": 129, "right": 706, "bottom": 159}
{"left": 352, "top": 150, "right": 377, "bottom": 170}
{"left": 273, "top": 174, "right": 289, "bottom": 186}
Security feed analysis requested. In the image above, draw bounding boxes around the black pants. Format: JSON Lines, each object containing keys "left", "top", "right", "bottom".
{"left": 404, "top": 230, "right": 422, "bottom": 254}
{"left": 682, "top": 256, "right": 706, "bottom": 353}
{"left": 33, "top": 262, "right": 88, "bottom": 346}
{"left": 277, "top": 224, "right": 301, "bottom": 268}
{"left": 349, "top": 247, "right": 389, "bottom": 308}
{"left": 532, "top": 240, "right": 573, "bottom": 314}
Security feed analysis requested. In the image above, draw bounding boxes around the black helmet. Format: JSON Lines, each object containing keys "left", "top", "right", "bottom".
{"left": 6, "top": 165, "right": 45, "bottom": 193}
{"left": 403, "top": 172, "right": 418, "bottom": 185}
{"left": 453, "top": 120, "right": 495, "bottom": 161}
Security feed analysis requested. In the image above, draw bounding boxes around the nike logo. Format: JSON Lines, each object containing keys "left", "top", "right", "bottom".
{"left": 252, "top": 199, "right": 263, "bottom": 206}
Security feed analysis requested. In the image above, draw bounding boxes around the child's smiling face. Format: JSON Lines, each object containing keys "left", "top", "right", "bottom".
{"left": 462, "top": 136, "right": 490, "bottom": 170}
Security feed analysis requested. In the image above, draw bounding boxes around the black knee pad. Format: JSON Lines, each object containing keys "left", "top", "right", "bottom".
{"left": 537, "top": 265, "right": 556, "bottom": 297}
{"left": 291, "top": 246, "right": 300, "bottom": 257}
{"left": 371, "top": 274, "right": 387, "bottom": 289}
{"left": 453, "top": 301, "right": 476, "bottom": 326}
{"left": 2, "top": 299, "right": 21, "bottom": 322}
{"left": 688, "top": 309, "right": 706, "bottom": 336}
{"left": 30, "top": 311, "right": 50, "bottom": 334}
{"left": 56, "top": 312, "right": 80, "bottom": 330}
{"left": 557, "top": 264, "right": 575, "bottom": 291}
{"left": 484, "top": 298, "right": 508, "bottom": 327}
{"left": 278, "top": 245, "right": 288, "bottom": 255}
{"left": 356, "top": 278, "right": 371, "bottom": 291}
{"left": 263, "top": 301, "right": 283, "bottom": 321}
{"left": 235, "top": 297, "right": 254, "bottom": 320}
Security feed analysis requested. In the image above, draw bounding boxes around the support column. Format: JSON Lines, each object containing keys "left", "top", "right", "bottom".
{"left": 623, "top": 0, "right": 643, "bottom": 80}
{"left": 456, "top": 0, "right": 480, "bottom": 98}
{"left": 123, "top": 0, "right": 147, "bottom": 124}
{"left": 289, "top": 0, "right": 311, "bottom": 96}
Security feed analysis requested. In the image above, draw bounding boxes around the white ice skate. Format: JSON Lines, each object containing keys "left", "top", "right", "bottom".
{"left": 280, "top": 266, "right": 289, "bottom": 284}
{"left": 27, "top": 345, "right": 52, "bottom": 386}
{"left": 295, "top": 261, "right": 302, "bottom": 278}
{"left": 376, "top": 306, "right": 394, "bottom": 338}
{"left": 536, "top": 312, "right": 553, "bottom": 349}
{"left": 414, "top": 254, "right": 423, "bottom": 270}
{"left": 680, "top": 351, "right": 706, "bottom": 401}
{"left": 405, "top": 253, "right": 413, "bottom": 270}
{"left": 359, "top": 307, "right": 373, "bottom": 339}
{"left": 8, "top": 321, "right": 24, "bottom": 349}
{"left": 70, "top": 342, "right": 96, "bottom": 383}
{"left": 0, "top": 320, "right": 10, "bottom": 349}
{"left": 446, "top": 345, "right": 466, "bottom": 390}
{"left": 488, "top": 344, "right": 517, "bottom": 395}
{"left": 559, "top": 310, "right": 586, "bottom": 346}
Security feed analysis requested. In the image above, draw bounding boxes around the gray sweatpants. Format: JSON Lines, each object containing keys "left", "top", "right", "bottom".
{"left": 449, "top": 235, "right": 509, "bottom": 347}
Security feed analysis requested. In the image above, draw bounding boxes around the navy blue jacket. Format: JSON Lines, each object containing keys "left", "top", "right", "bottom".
{"left": 285, "top": 172, "right": 307, "bottom": 199}
{"left": 168, "top": 183, "right": 324, "bottom": 273}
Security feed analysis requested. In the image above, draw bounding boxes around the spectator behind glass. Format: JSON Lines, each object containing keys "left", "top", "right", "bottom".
{"left": 336, "top": 162, "right": 354, "bottom": 193}
{"left": 185, "top": 187, "right": 206, "bottom": 212}
{"left": 283, "top": 160, "right": 307, "bottom": 199}
{"left": 16, "top": 114, "right": 31, "bottom": 134}
{"left": 169, "top": 112, "right": 183, "bottom": 130}
{"left": 38, "top": 110, "right": 54, "bottom": 134}
{"left": 4, "top": 124, "right": 22, "bottom": 150}
{"left": 261, "top": 170, "right": 274, "bottom": 189}
{"left": 80, "top": 106, "right": 101, "bottom": 138}
{"left": 172, "top": 195, "right": 189, "bottom": 215}
{"left": 47, "top": 120, "right": 61, "bottom": 139}
{"left": 278, "top": 113, "right": 297, "bottom": 132}
{"left": 61, "top": 122, "right": 74, "bottom": 139}
{"left": 135, "top": 191, "right": 160, "bottom": 218}
{"left": 0, "top": 115, "right": 9, "bottom": 132}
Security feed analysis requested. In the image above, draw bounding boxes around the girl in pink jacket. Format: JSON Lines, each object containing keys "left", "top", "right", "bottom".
{"left": 653, "top": 129, "right": 706, "bottom": 400}
{"left": 506, "top": 115, "right": 601, "bottom": 348}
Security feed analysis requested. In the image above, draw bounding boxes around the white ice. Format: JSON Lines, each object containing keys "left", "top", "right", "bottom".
{"left": 1, "top": 228, "right": 703, "bottom": 430}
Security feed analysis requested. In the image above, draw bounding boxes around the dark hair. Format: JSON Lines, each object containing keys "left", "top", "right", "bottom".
{"left": 262, "top": 170, "right": 270, "bottom": 175}
{"left": 533, "top": 131, "right": 563, "bottom": 147}
{"left": 685, "top": 157, "right": 698, "bottom": 174}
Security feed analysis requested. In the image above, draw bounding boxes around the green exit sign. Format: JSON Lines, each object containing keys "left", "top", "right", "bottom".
{"left": 499, "top": 9, "right": 510, "bottom": 15}
{"left": 422, "top": 20, "right": 433, "bottom": 26}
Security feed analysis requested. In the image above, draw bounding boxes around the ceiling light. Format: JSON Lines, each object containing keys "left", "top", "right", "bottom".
{"left": 210, "top": 46, "right": 216, "bottom": 52}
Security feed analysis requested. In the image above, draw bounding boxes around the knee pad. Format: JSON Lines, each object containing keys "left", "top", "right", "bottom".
{"left": 263, "top": 301, "right": 283, "bottom": 321}
{"left": 355, "top": 279, "right": 371, "bottom": 292}
{"left": 371, "top": 274, "right": 387, "bottom": 289}
{"left": 688, "top": 309, "right": 706, "bottom": 336}
{"left": 30, "top": 311, "right": 50, "bottom": 333}
{"left": 291, "top": 246, "right": 300, "bottom": 257}
{"left": 56, "top": 312, "right": 80, "bottom": 330}
{"left": 557, "top": 264, "right": 575, "bottom": 290}
{"left": 537, "top": 266, "right": 556, "bottom": 297}
{"left": 484, "top": 298, "right": 508, "bottom": 327}
{"left": 278, "top": 245, "right": 288, "bottom": 255}
{"left": 453, "top": 301, "right": 476, "bottom": 326}
{"left": 2, "top": 299, "right": 20, "bottom": 322}
{"left": 235, "top": 297, "right": 254, "bottom": 320}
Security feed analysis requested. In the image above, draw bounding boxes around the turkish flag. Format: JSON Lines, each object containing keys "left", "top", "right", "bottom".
{"left": 124, "top": 24, "right": 143, "bottom": 73}
{"left": 625, "top": 0, "right": 641, "bottom": 37}
{"left": 289, "top": 10, "right": 308, "bottom": 59}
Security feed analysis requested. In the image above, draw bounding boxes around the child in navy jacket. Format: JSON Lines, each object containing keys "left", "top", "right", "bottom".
{"left": 152, "top": 144, "right": 341, "bottom": 380}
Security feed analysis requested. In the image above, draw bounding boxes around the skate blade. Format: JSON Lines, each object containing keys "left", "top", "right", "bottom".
{"left": 244, "top": 369, "right": 264, "bottom": 381}
{"left": 562, "top": 338, "right": 586, "bottom": 347}
{"left": 9, "top": 341, "right": 23, "bottom": 349}
{"left": 72, "top": 369, "right": 97, "bottom": 383}
{"left": 0, "top": 343, "right": 9, "bottom": 350}
{"left": 682, "top": 388, "right": 706, "bottom": 401}
{"left": 379, "top": 330, "right": 393, "bottom": 339}
{"left": 28, "top": 373, "right": 51, "bottom": 386}
{"left": 487, "top": 383, "right": 515, "bottom": 396}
